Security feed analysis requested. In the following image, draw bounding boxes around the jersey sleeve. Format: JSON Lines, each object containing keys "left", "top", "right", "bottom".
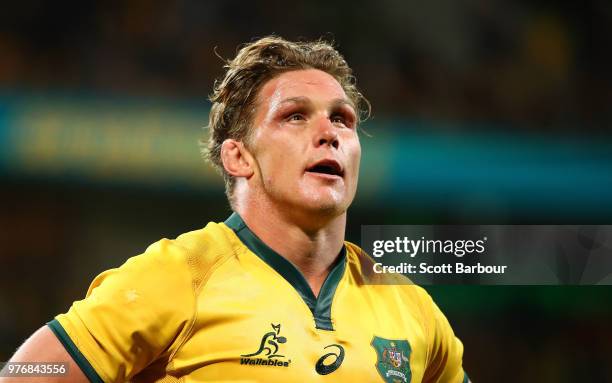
{"left": 48, "top": 239, "right": 196, "bottom": 383}
{"left": 418, "top": 289, "right": 469, "bottom": 383}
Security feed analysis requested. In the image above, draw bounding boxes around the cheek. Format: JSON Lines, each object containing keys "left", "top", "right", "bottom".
{"left": 257, "top": 145, "right": 298, "bottom": 183}
{"left": 354, "top": 144, "right": 362, "bottom": 165}
{"left": 347, "top": 138, "right": 362, "bottom": 173}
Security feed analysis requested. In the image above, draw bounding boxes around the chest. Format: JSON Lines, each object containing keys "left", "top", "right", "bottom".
{"left": 167, "top": 265, "right": 430, "bottom": 382}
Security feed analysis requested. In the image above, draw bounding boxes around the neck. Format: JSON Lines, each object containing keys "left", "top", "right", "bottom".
{"left": 236, "top": 198, "right": 346, "bottom": 297}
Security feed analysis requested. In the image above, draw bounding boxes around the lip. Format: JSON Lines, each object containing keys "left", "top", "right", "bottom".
{"left": 305, "top": 171, "right": 343, "bottom": 181}
{"left": 304, "top": 158, "right": 345, "bottom": 179}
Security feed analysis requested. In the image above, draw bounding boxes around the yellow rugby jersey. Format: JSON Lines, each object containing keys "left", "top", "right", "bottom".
{"left": 49, "top": 213, "right": 468, "bottom": 383}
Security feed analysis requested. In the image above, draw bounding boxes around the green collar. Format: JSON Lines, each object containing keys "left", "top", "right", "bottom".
{"left": 225, "top": 212, "right": 346, "bottom": 331}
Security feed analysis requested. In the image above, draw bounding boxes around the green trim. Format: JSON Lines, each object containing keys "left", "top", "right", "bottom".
{"left": 47, "top": 319, "right": 105, "bottom": 383}
{"left": 225, "top": 212, "right": 346, "bottom": 331}
{"left": 463, "top": 371, "right": 470, "bottom": 383}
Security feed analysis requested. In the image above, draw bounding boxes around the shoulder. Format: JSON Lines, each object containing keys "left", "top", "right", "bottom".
{"left": 343, "top": 240, "right": 437, "bottom": 317}
{"left": 53, "top": 220, "right": 240, "bottom": 381}
{"left": 84, "top": 220, "right": 237, "bottom": 299}
{"left": 149, "top": 220, "right": 234, "bottom": 260}
{"left": 344, "top": 240, "right": 418, "bottom": 286}
{"left": 142, "top": 221, "right": 235, "bottom": 274}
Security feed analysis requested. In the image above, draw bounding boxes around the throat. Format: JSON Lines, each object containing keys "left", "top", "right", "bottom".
{"left": 225, "top": 211, "right": 347, "bottom": 330}
{"left": 302, "top": 268, "right": 331, "bottom": 298}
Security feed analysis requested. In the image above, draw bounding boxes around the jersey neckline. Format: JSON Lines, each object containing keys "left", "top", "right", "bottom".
{"left": 224, "top": 212, "right": 346, "bottom": 331}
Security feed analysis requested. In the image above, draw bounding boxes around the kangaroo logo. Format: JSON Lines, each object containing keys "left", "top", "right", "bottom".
{"left": 242, "top": 323, "right": 288, "bottom": 359}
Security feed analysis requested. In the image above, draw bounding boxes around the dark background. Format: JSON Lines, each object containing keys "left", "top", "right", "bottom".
{"left": 1, "top": 1, "right": 611, "bottom": 381}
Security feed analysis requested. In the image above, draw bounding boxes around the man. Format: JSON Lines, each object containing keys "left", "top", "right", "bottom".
{"left": 2, "top": 36, "right": 468, "bottom": 382}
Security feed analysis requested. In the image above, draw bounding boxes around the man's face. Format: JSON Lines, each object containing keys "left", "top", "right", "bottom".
{"left": 247, "top": 69, "right": 361, "bottom": 216}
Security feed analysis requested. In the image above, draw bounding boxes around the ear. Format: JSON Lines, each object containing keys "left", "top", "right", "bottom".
{"left": 220, "top": 139, "right": 255, "bottom": 178}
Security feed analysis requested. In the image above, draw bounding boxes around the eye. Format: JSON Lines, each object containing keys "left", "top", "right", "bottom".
{"left": 331, "top": 113, "right": 352, "bottom": 128}
{"left": 287, "top": 113, "right": 305, "bottom": 122}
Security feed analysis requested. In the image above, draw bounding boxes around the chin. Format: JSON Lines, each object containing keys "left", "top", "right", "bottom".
{"left": 296, "top": 192, "right": 349, "bottom": 216}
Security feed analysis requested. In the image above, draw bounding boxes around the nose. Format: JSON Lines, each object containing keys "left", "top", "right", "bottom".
{"left": 314, "top": 118, "right": 339, "bottom": 149}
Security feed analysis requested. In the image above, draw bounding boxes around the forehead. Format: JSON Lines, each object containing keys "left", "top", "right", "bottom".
{"left": 256, "top": 69, "right": 349, "bottom": 108}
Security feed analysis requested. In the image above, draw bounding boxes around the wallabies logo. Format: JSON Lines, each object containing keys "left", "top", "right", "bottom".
{"left": 240, "top": 323, "right": 291, "bottom": 367}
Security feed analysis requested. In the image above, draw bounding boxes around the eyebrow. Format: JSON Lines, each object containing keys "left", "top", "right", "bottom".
{"left": 279, "top": 96, "right": 355, "bottom": 110}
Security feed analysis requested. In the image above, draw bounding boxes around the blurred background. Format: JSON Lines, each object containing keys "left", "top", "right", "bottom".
{"left": 1, "top": 0, "right": 611, "bottom": 381}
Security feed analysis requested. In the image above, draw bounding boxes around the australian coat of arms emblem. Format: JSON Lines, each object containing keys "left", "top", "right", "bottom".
{"left": 371, "top": 337, "right": 411, "bottom": 383}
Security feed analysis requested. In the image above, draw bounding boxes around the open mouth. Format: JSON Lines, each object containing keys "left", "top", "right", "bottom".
{"left": 305, "top": 159, "right": 344, "bottom": 177}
